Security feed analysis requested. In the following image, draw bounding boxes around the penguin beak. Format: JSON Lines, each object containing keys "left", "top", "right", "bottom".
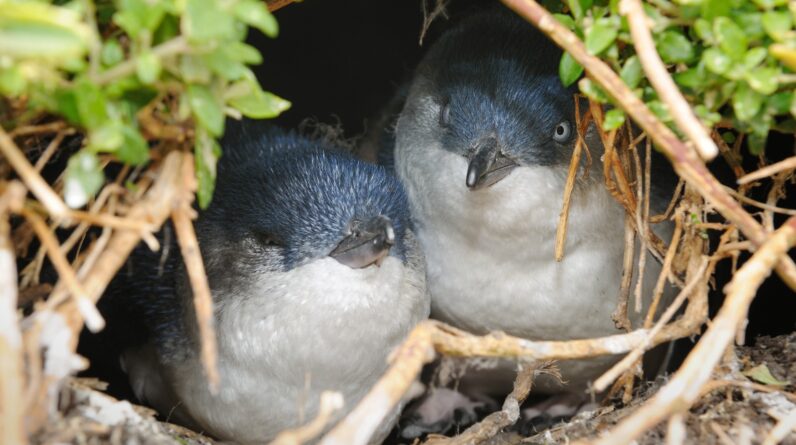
{"left": 330, "top": 216, "right": 395, "bottom": 269}
{"left": 465, "top": 136, "right": 518, "bottom": 190}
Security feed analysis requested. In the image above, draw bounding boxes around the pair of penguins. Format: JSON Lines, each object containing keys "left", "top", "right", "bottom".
{"left": 95, "top": 8, "right": 676, "bottom": 445}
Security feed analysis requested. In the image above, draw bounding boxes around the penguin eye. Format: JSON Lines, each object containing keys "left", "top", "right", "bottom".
{"left": 253, "top": 231, "right": 285, "bottom": 248}
{"left": 553, "top": 120, "right": 572, "bottom": 143}
{"left": 439, "top": 101, "right": 451, "bottom": 128}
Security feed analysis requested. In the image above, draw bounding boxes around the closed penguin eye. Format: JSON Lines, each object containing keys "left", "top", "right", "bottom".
{"left": 253, "top": 231, "right": 285, "bottom": 248}
{"left": 439, "top": 100, "right": 451, "bottom": 128}
{"left": 553, "top": 120, "right": 572, "bottom": 143}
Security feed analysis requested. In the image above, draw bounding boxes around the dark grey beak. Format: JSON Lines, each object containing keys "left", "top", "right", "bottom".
{"left": 466, "top": 136, "right": 518, "bottom": 190}
{"left": 330, "top": 216, "right": 395, "bottom": 269}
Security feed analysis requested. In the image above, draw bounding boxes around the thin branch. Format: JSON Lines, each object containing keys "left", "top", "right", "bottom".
{"left": 499, "top": 0, "right": 796, "bottom": 291}
{"left": 620, "top": 0, "right": 717, "bottom": 161}
{"left": 594, "top": 256, "right": 709, "bottom": 391}
{"left": 761, "top": 410, "right": 796, "bottom": 445}
{"left": 0, "top": 125, "right": 69, "bottom": 219}
{"left": 20, "top": 208, "right": 105, "bottom": 332}
{"left": 172, "top": 203, "right": 220, "bottom": 391}
{"left": 587, "top": 215, "right": 796, "bottom": 445}
{"left": 0, "top": 182, "right": 26, "bottom": 445}
{"left": 555, "top": 108, "right": 587, "bottom": 261}
{"left": 738, "top": 155, "right": 796, "bottom": 185}
{"left": 269, "top": 391, "right": 344, "bottom": 445}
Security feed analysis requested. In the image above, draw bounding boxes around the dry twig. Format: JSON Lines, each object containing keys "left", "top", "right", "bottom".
{"left": 0, "top": 181, "right": 26, "bottom": 445}
{"left": 269, "top": 391, "right": 345, "bottom": 445}
{"left": 761, "top": 410, "right": 796, "bottom": 445}
{"left": 621, "top": 0, "right": 717, "bottom": 160}
{"left": 738, "top": 155, "right": 796, "bottom": 185}
{"left": 0, "top": 125, "right": 69, "bottom": 219}
{"left": 586, "top": 215, "right": 796, "bottom": 445}
{"left": 172, "top": 176, "right": 220, "bottom": 391}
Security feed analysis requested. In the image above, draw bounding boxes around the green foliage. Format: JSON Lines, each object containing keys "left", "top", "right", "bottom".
{"left": 556, "top": 0, "right": 796, "bottom": 154}
{"left": 0, "top": 0, "right": 290, "bottom": 208}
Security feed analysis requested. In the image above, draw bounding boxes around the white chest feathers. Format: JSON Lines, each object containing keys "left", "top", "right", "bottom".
{"left": 127, "top": 255, "right": 428, "bottom": 444}
{"left": 397, "top": 143, "right": 661, "bottom": 342}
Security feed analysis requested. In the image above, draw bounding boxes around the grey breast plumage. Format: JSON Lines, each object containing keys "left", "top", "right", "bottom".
{"left": 102, "top": 120, "right": 428, "bottom": 444}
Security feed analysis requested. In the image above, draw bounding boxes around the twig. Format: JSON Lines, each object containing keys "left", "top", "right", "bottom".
{"left": 0, "top": 182, "right": 26, "bottom": 445}
{"left": 269, "top": 391, "right": 345, "bottom": 445}
{"left": 33, "top": 129, "right": 72, "bottom": 172}
{"left": 172, "top": 203, "right": 220, "bottom": 391}
{"left": 650, "top": 178, "right": 683, "bottom": 223}
{"left": 645, "top": 211, "right": 683, "bottom": 328}
{"left": 20, "top": 208, "right": 105, "bottom": 332}
{"left": 612, "top": 215, "right": 635, "bottom": 331}
{"left": 499, "top": 0, "right": 796, "bottom": 291}
{"left": 319, "top": 324, "right": 436, "bottom": 445}
{"left": 555, "top": 124, "right": 585, "bottom": 261}
{"left": 761, "top": 410, "right": 796, "bottom": 445}
{"left": 425, "top": 363, "right": 557, "bottom": 445}
{"left": 587, "top": 215, "right": 796, "bottom": 445}
{"left": 738, "top": 156, "right": 796, "bottom": 185}
{"left": 594, "top": 256, "right": 709, "bottom": 392}
{"left": 620, "top": 0, "right": 717, "bottom": 161}
{"left": 0, "top": 125, "right": 69, "bottom": 219}
{"left": 170, "top": 152, "right": 219, "bottom": 391}
{"left": 7, "top": 122, "right": 66, "bottom": 138}
{"left": 699, "top": 380, "right": 796, "bottom": 403}
{"left": 666, "top": 414, "right": 686, "bottom": 445}
{"left": 267, "top": 0, "right": 295, "bottom": 11}
{"left": 723, "top": 185, "right": 796, "bottom": 216}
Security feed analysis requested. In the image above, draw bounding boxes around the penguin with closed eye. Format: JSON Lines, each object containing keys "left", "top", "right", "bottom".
{"left": 99, "top": 120, "right": 429, "bottom": 444}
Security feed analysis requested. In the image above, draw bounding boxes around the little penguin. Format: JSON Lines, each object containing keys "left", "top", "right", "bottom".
{"left": 100, "top": 121, "right": 429, "bottom": 444}
{"left": 392, "top": 8, "right": 675, "bottom": 399}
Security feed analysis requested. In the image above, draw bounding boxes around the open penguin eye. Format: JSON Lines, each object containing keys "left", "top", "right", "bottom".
{"left": 439, "top": 100, "right": 451, "bottom": 128}
{"left": 553, "top": 120, "right": 572, "bottom": 143}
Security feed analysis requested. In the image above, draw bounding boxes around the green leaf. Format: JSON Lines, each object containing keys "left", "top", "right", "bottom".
{"left": 694, "top": 104, "right": 722, "bottom": 126}
{"left": 101, "top": 39, "right": 124, "bottom": 66}
{"left": 0, "top": 22, "right": 88, "bottom": 62}
{"left": 674, "top": 67, "right": 702, "bottom": 89}
{"left": 751, "top": 0, "right": 789, "bottom": 9}
{"left": 602, "top": 108, "right": 625, "bottom": 131}
{"left": 553, "top": 13, "right": 576, "bottom": 30}
{"left": 713, "top": 17, "right": 747, "bottom": 59}
{"left": 234, "top": 0, "right": 278, "bottom": 38}
{"left": 89, "top": 124, "right": 124, "bottom": 152}
{"left": 568, "top": 0, "right": 593, "bottom": 20}
{"left": 745, "top": 67, "right": 780, "bottom": 95}
{"left": 770, "top": 44, "right": 796, "bottom": 71}
{"left": 113, "top": 0, "right": 166, "bottom": 38}
{"left": 227, "top": 81, "right": 291, "bottom": 119}
{"left": 762, "top": 11, "right": 792, "bottom": 41}
{"left": 75, "top": 79, "right": 109, "bottom": 129}
{"left": 187, "top": 84, "right": 224, "bottom": 136}
{"left": 180, "top": 55, "right": 212, "bottom": 83}
{"left": 64, "top": 150, "right": 105, "bottom": 208}
{"left": 656, "top": 30, "right": 695, "bottom": 63}
{"left": 54, "top": 89, "right": 81, "bottom": 125}
{"left": 183, "top": 0, "right": 236, "bottom": 43}
{"left": 747, "top": 132, "right": 767, "bottom": 155}
{"left": 117, "top": 126, "right": 150, "bottom": 165}
{"left": 767, "top": 92, "right": 792, "bottom": 114}
{"left": 578, "top": 78, "right": 609, "bottom": 103}
{"left": 559, "top": 52, "right": 584, "bottom": 87}
{"left": 701, "top": 0, "right": 730, "bottom": 20}
{"left": 0, "top": 65, "right": 25, "bottom": 97}
{"left": 703, "top": 48, "right": 732, "bottom": 75}
{"left": 648, "top": 100, "right": 672, "bottom": 122}
{"left": 201, "top": 48, "right": 250, "bottom": 81}
{"left": 135, "top": 51, "right": 161, "bottom": 85}
{"left": 733, "top": 82, "right": 764, "bottom": 121}
{"left": 620, "top": 55, "right": 643, "bottom": 89}
{"left": 194, "top": 127, "right": 222, "bottom": 209}
{"left": 225, "top": 41, "right": 263, "bottom": 65}
{"left": 694, "top": 19, "right": 714, "bottom": 42}
{"left": 585, "top": 19, "right": 617, "bottom": 55}
{"left": 743, "top": 47, "right": 768, "bottom": 70}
